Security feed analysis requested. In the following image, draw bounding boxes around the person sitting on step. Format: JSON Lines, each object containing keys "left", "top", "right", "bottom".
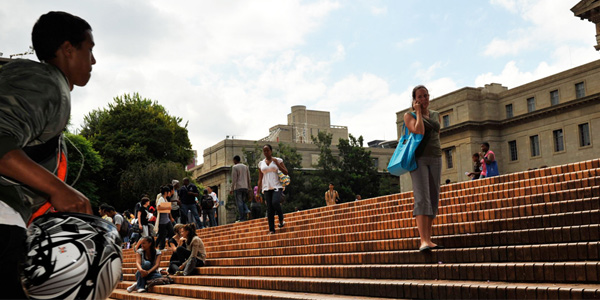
{"left": 166, "top": 223, "right": 187, "bottom": 275}
{"left": 171, "top": 223, "right": 206, "bottom": 275}
{"left": 127, "top": 236, "right": 163, "bottom": 293}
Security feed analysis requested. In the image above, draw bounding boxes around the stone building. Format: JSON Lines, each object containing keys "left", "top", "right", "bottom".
{"left": 264, "top": 105, "right": 349, "bottom": 145}
{"left": 190, "top": 106, "right": 395, "bottom": 224}
{"left": 572, "top": 0, "right": 600, "bottom": 51}
{"left": 396, "top": 59, "right": 600, "bottom": 192}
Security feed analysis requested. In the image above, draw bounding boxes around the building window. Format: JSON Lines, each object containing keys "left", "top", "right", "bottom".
{"left": 508, "top": 140, "right": 518, "bottom": 161}
{"left": 579, "top": 123, "right": 591, "bottom": 147}
{"left": 444, "top": 148, "right": 454, "bottom": 169}
{"left": 575, "top": 82, "right": 585, "bottom": 98}
{"left": 550, "top": 90, "right": 559, "bottom": 106}
{"left": 530, "top": 135, "right": 540, "bottom": 157}
{"left": 505, "top": 104, "right": 513, "bottom": 118}
{"left": 442, "top": 115, "right": 450, "bottom": 128}
{"left": 372, "top": 157, "right": 379, "bottom": 169}
{"left": 527, "top": 97, "right": 535, "bottom": 112}
{"left": 553, "top": 129, "right": 564, "bottom": 152}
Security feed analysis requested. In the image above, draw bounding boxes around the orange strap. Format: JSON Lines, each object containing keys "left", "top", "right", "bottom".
{"left": 27, "top": 151, "right": 67, "bottom": 225}
{"left": 57, "top": 151, "right": 67, "bottom": 181}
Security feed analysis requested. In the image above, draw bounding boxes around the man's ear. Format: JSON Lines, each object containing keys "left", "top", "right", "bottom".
{"left": 57, "top": 40, "right": 75, "bottom": 59}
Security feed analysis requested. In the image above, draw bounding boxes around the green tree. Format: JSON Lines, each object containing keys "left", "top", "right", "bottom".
{"left": 337, "top": 134, "right": 380, "bottom": 200}
{"left": 311, "top": 131, "right": 338, "bottom": 174}
{"left": 119, "top": 160, "right": 190, "bottom": 211}
{"left": 64, "top": 132, "right": 103, "bottom": 207}
{"left": 80, "top": 93, "right": 193, "bottom": 209}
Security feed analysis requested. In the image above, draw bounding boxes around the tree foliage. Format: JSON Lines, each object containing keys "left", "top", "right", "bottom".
{"left": 64, "top": 133, "right": 103, "bottom": 207}
{"left": 80, "top": 93, "right": 193, "bottom": 209}
{"left": 337, "top": 134, "right": 380, "bottom": 200}
{"left": 119, "top": 160, "right": 190, "bottom": 211}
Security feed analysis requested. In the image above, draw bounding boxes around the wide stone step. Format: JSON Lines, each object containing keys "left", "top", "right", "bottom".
{"left": 122, "top": 208, "right": 599, "bottom": 265}
{"left": 200, "top": 184, "right": 599, "bottom": 247}
{"left": 122, "top": 242, "right": 600, "bottom": 273}
{"left": 112, "top": 278, "right": 600, "bottom": 300}
{"left": 198, "top": 169, "right": 599, "bottom": 240}
{"left": 112, "top": 281, "right": 404, "bottom": 300}
{"left": 203, "top": 198, "right": 599, "bottom": 254}
{"left": 184, "top": 262, "right": 599, "bottom": 283}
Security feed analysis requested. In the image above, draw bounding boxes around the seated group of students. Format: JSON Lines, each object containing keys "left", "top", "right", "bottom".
{"left": 127, "top": 223, "right": 206, "bottom": 293}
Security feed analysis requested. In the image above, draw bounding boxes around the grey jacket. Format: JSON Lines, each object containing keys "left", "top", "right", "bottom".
{"left": 0, "top": 59, "right": 71, "bottom": 223}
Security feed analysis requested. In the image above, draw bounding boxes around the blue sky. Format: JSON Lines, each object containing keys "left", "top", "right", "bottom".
{"left": 1, "top": 0, "right": 597, "bottom": 162}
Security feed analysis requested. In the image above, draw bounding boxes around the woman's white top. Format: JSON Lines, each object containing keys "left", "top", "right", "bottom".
{"left": 259, "top": 157, "right": 283, "bottom": 192}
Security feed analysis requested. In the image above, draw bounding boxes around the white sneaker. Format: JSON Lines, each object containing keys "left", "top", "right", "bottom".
{"left": 137, "top": 288, "right": 146, "bottom": 293}
{"left": 126, "top": 283, "right": 136, "bottom": 293}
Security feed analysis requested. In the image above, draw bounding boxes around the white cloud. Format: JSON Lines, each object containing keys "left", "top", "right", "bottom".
{"left": 474, "top": 60, "right": 563, "bottom": 88}
{"left": 395, "top": 38, "right": 420, "bottom": 49}
{"left": 483, "top": 32, "right": 533, "bottom": 57}
{"left": 484, "top": 0, "right": 594, "bottom": 57}
{"left": 370, "top": 6, "right": 387, "bottom": 16}
{"left": 415, "top": 62, "right": 444, "bottom": 81}
{"left": 490, "top": 0, "right": 517, "bottom": 13}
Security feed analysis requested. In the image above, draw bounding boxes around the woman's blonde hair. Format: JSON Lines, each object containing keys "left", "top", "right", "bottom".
{"left": 173, "top": 223, "right": 184, "bottom": 234}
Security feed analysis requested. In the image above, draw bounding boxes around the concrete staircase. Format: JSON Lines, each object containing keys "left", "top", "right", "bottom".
{"left": 110, "top": 159, "right": 600, "bottom": 299}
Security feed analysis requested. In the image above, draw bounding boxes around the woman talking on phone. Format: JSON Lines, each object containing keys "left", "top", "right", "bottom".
{"left": 404, "top": 85, "right": 443, "bottom": 252}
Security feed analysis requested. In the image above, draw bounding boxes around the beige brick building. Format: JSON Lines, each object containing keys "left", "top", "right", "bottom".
{"left": 396, "top": 59, "right": 600, "bottom": 192}
{"left": 264, "top": 105, "right": 349, "bottom": 145}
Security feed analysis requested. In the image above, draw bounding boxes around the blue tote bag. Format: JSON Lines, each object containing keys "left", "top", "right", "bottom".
{"left": 387, "top": 114, "right": 423, "bottom": 176}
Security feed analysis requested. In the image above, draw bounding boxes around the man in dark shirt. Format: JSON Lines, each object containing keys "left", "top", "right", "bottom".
{"left": 179, "top": 177, "right": 202, "bottom": 229}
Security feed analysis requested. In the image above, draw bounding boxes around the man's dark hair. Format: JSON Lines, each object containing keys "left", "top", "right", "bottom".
{"left": 481, "top": 142, "right": 490, "bottom": 148}
{"left": 141, "top": 197, "right": 150, "bottom": 205}
{"left": 473, "top": 153, "right": 480, "bottom": 158}
{"left": 233, "top": 155, "right": 241, "bottom": 163}
{"left": 32, "top": 11, "right": 91, "bottom": 61}
{"left": 104, "top": 206, "right": 116, "bottom": 213}
{"left": 203, "top": 189, "right": 208, "bottom": 195}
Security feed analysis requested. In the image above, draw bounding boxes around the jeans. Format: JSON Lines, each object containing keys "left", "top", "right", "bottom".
{"left": 234, "top": 189, "right": 250, "bottom": 221}
{"left": 157, "top": 222, "right": 174, "bottom": 250}
{"left": 203, "top": 208, "right": 216, "bottom": 227}
{"left": 168, "top": 246, "right": 205, "bottom": 275}
{"left": 264, "top": 189, "right": 284, "bottom": 232}
{"left": 135, "top": 261, "right": 162, "bottom": 289}
{"left": 181, "top": 203, "right": 203, "bottom": 229}
{"left": 171, "top": 209, "right": 180, "bottom": 223}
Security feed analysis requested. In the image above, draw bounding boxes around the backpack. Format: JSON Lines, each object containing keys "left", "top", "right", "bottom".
{"left": 116, "top": 213, "right": 130, "bottom": 238}
{"left": 201, "top": 195, "right": 214, "bottom": 210}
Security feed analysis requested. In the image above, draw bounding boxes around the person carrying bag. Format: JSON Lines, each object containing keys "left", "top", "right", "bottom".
{"left": 387, "top": 112, "right": 423, "bottom": 176}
